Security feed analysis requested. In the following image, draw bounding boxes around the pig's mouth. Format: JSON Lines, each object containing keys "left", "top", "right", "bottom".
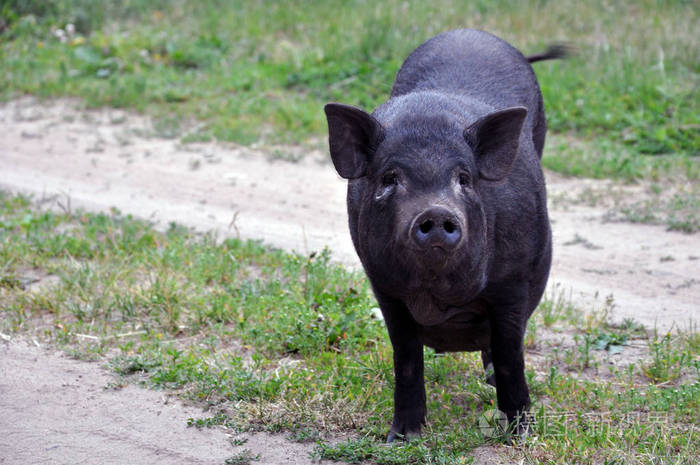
{"left": 403, "top": 244, "right": 463, "bottom": 279}
{"left": 400, "top": 237, "right": 465, "bottom": 277}
{"left": 430, "top": 244, "right": 450, "bottom": 255}
{"left": 424, "top": 246, "right": 452, "bottom": 267}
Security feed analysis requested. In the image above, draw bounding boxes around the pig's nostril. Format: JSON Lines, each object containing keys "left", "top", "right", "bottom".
{"left": 419, "top": 220, "right": 434, "bottom": 234}
{"left": 411, "top": 208, "right": 462, "bottom": 250}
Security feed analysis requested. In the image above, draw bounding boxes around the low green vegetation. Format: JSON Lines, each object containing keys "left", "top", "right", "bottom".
{"left": 1, "top": 0, "right": 698, "bottom": 179}
{"left": 1, "top": 192, "right": 697, "bottom": 464}
{"left": 1, "top": 1, "right": 698, "bottom": 463}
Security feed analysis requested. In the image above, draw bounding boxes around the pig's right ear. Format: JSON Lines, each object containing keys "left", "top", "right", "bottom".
{"left": 324, "top": 103, "right": 384, "bottom": 179}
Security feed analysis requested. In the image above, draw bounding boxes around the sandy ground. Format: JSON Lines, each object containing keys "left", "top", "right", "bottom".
{"left": 1, "top": 97, "right": 698, "bottom": 464}
{"left": 0, "top": 338, "right": 350, "bottom": 465}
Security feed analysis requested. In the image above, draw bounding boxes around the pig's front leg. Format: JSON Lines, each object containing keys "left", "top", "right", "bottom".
{"left": 488, "top": 293, "right": 531, "bottom": 436}
{"left": 376, "top": 292, "right": 426, "bottom": 443}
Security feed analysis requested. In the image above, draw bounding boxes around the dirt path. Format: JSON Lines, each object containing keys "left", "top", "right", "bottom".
{"left": 0, "top": 97, "right": 698, "bottom": 464}
{"left": 0, "top": 338, "right": 342, "bottom": 465}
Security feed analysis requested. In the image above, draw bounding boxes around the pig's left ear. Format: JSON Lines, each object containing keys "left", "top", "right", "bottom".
{"left": 464, "top": 107, "right": 527, "bottom": 181}
{"left": 324, "top": 103, "right": 384, "bottom": 179}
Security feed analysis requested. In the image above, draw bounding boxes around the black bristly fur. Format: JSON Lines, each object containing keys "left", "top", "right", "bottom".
{"left": 324, "top": 29, "right": 562, "bottom": 442}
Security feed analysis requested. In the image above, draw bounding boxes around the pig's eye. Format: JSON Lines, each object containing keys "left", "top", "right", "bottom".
{"left": 458, "top": 172, "right": 471, "bottom": 187}
{"left": 381, "top": 171, "right": 398, "bottom": 187}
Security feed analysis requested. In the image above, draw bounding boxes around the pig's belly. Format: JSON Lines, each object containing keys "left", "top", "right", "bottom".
{"left": 420, "top": 310, "right": 490, "bottom": 353}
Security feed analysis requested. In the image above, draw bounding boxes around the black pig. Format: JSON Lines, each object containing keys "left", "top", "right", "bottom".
{"left": 325, "top": 29, "right": 561, "bottom": 441}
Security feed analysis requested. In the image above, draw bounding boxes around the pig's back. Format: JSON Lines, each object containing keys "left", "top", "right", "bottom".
{"left": 390, "top": 29, "right": 546, "bottom": 156}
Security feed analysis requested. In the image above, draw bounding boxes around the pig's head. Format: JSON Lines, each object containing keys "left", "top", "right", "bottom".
{"left": 325, "top": 97, "right": 526, "bottom": 303}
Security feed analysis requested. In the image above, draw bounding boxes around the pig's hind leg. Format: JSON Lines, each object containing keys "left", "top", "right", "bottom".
{"left": 481, "top": 349, "right": 497, "bottom": 387}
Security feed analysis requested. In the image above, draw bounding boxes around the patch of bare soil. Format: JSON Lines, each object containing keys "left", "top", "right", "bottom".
{"left": 0, "top": 97, "right": 697, "bottom": 464}
{"left": 545, "top": 174, "right": 698, "bottom": 332}
{"left": 0, "top": 339, "right": 333, "bottom": 465}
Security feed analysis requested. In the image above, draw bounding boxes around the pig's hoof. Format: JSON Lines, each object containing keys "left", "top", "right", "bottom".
{"left": 386, "top": 429, "right": 421, "bottom": 444}
{"left": 514, "top": 419, "right": 530, "bottom": 440}
{"left": 505, "top": 415, "right": 530, "bottom": 444}
{"left": 386, "top": 431, "right": 400, "bottom": 444}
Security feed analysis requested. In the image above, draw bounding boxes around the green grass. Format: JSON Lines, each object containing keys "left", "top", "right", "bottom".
{"left": 1, "top": 191, "right": 698, "bottom": 464}
{"left": 1, "top": 0, "right": 698, "bottom": 180}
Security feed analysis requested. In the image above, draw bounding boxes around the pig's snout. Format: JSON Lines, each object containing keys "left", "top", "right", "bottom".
{"left": 410, "top": 207, "right": 463, "bottom": 250}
